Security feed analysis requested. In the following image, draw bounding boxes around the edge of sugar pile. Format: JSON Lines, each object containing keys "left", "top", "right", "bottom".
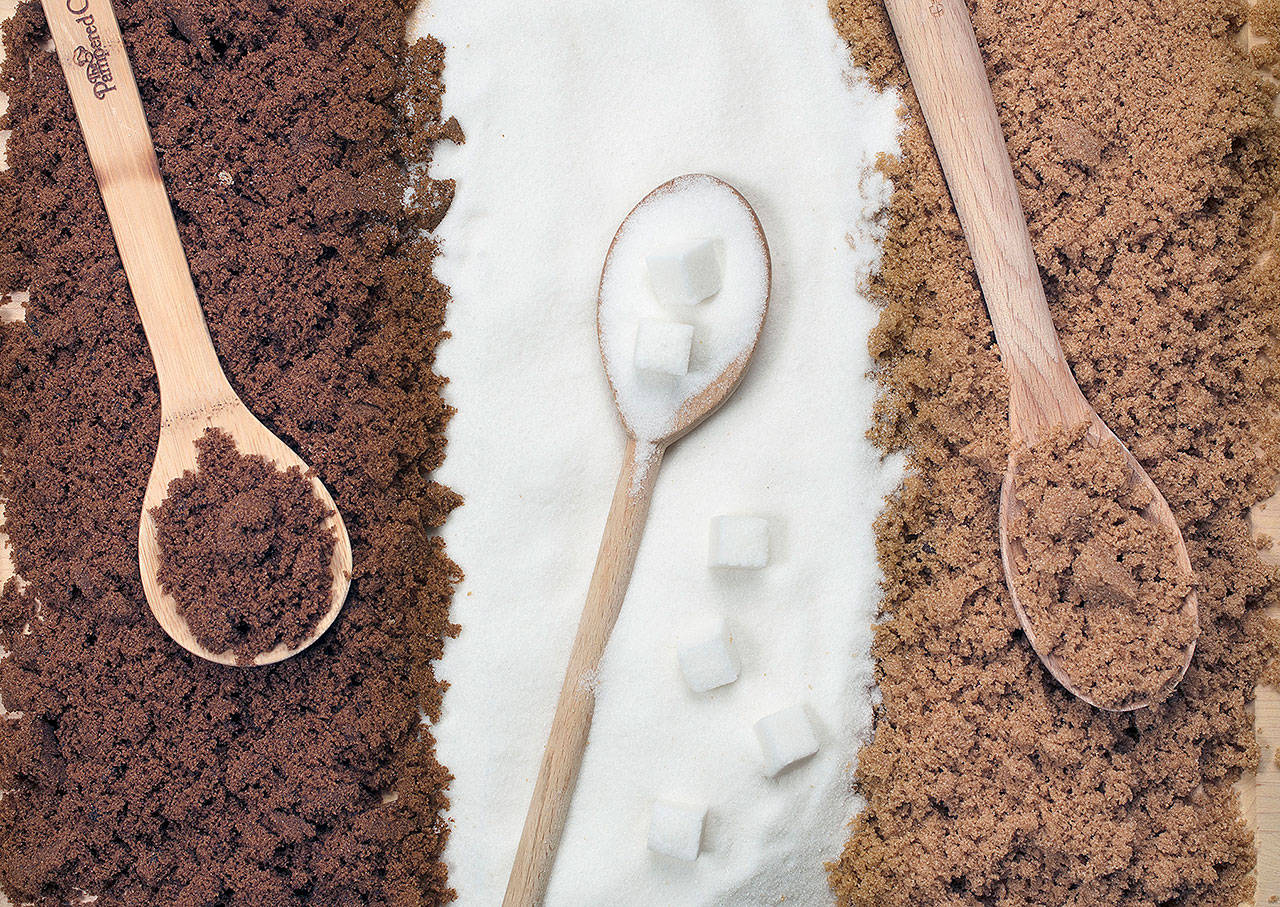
{"left": 414, "top": 0, "right": 903, "bottom": 903}
{"left": 599, "top": 177, "right": 768, "bottom": 442}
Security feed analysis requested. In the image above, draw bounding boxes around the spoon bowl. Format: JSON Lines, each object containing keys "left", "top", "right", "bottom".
{"left": 139, "top": 388, "right": 353, "bottom": 667}
{"left": 998, "top": 408, "right": 1198, "bottom": 711}
{"left": 598, "top": 173, "right": 771, "bottom": 448}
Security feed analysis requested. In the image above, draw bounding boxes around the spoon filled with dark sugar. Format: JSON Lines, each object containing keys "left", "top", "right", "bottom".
{"left": 884, "top": 0, "right": 1198, "bottom": 709}
{"left": 42, "top": 0, "right": 352, "bottom": 666}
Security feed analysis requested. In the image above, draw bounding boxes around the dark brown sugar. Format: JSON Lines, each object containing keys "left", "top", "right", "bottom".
{"left": 1007, "top": 425, "right": 1197, "bottom": 710}
{"left": 0, "top": 1, "right": 461, "bottom": 905}
{"left": 827, "top": 0, "right": 1280, "bottom": 904}
{"left": 152, "top": 428, "right": 338, "bottom": 663}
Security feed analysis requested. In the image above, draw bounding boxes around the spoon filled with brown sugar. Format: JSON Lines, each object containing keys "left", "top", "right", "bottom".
{"left": 42, "top": 0, "right": 352, "bottom": 666}
{"left": 884, "top": 0, "right": 1198, "bottom": 709}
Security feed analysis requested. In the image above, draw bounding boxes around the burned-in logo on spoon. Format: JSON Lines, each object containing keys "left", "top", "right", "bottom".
{"left": 66, "top": 0, "right": 116, "bottom": 99}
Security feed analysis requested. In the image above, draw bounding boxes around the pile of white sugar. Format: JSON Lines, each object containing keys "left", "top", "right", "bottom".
{"left": 412, "top": 0, "right": 901, "bottom": 904}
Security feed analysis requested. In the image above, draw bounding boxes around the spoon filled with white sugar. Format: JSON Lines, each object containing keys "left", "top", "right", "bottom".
{"left": 504, "top": 173, "right": 770, "bottom": 906}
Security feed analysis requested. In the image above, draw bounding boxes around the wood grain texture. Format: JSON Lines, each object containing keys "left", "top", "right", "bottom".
{"left": 38, "top": 0, "right": 352, "bottom": 667}
{"left": 882, "top": 0, "right": 1092, "bottom": 445}
{"left": 1249, "top": 494, "right": 1280, "bottom": 905}
{"left": 40, "top": 0, "right": 221, "bottom": 404}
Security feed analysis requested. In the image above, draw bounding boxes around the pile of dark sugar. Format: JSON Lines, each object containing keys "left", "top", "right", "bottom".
{"left": 1007, "top": 425, "right": 1198, "bottom": 710}
{"left": 152, "top": 428, "right": 338, "bottom": 664}
{"left": 0, "top": 0, "right": 462, "bottom": 904}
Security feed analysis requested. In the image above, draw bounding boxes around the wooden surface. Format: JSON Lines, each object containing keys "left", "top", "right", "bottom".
{"left": 1249, "top": 494, "right": 1280, "bottom": 905}
{"left": 38, "top": 0, "right": 352, "bottom": 667}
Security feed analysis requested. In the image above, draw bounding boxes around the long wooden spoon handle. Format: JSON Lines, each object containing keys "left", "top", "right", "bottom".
{"left": 504, "top": 438, "right": 664, "bottom": 907}
{"left": 882, "top": 0, "right": 1091, "bottom": 438}
{"left": 40, "top": 0, "right": 228, "bottom": 409}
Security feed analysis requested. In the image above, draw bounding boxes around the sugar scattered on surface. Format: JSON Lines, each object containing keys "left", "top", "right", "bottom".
{"left": 755, "top": 704, "right": 822, "bottom": 777}
{"left": 676, "top": 615, "right": 741, "bottom": 693}
{"left": 413, "top": 0, "right": 901, "bottom": 903}
{"left": 600, "top": 176, "right": 768, "bottom": 439}
{"left": 648, "top": 799, "right": 709, "bottom": 862}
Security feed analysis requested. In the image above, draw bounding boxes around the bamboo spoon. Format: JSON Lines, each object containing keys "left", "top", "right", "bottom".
{"left": 503, "top": 174, "right": 770, "bottom": 906}
{"left": 41, "top": 0, "right": 352, "bottom": 667}
{"left": 882, "top": 0, "right": 1197, "bottom": 710}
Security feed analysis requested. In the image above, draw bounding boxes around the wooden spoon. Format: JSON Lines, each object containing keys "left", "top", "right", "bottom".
{"left": 503, "top": 174, "right": 770, "bottom": 906}
{"left": 883, "top": 0, "right": 1197, "bottom": 710}
{"left": 41, "top": 0, "right": 352, "bottom": 667}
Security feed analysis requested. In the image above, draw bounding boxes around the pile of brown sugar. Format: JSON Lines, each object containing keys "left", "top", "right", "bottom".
{"left": 152, "top": 428, "right": 338, "bottom": 663}
{"left": 827, "top": 0, "right": 1280, "bottom": 904}
{"left": 1007, "top": 424, "right": 1198, "bottom": 709}
{"left": 0, "top": 0, "right": 462, "bottom": 904}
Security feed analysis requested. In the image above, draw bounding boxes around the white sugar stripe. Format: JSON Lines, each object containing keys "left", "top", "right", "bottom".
{"left": 415, "top": 0, "right": 902, "bottom": 903}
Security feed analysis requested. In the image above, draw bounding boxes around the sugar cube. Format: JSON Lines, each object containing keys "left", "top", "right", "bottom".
{"left": 647, "top": 799, "right": 706, "bottom": 862}
{"left": 709, "top": 515, "right": 769, "bottom": 569}
{"left": 677, "top": 618, "right": 740, "bottom": 693}
{"left": 647, "top": 238, "right": 723, "bottom": 307}
{"left": 634, "top": 318, "right": 694, "bottom": 376}
{"left": 754, "top": 704, "right": 819, "bottom": 777}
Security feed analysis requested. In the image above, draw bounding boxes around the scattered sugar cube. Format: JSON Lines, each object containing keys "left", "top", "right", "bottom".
{"left": 647, "top": 238, "right": 723, "bottom": 307}
{"left": 709, "top": 515, "right": 769, "bottom": 568}
{"left": 677, "top": 618, "right": 740, "bottom": 693}
{"left": 634, "top": 318, "right": 694, "bottom": 376}
{"left": 647, "top": 799, "right": 706, "bottom": 862}
{"left": 754, "top": 704, "right": 819, "bottom": 777}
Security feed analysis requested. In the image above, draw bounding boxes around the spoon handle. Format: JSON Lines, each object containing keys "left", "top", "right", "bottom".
{"left": 882, "top": 0, "right": 1092, "bottom": 439}
{"left": 41, "top": 0, "right": 230, "bottom": 413}
{"left": 504, "top": 437, "right": 663, "bottom": 907}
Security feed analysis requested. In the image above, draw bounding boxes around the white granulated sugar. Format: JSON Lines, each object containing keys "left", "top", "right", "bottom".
{"left": 413, "top": 0, "right": 901, "bottom": 903}
{"left": 600, "top": 176, "right": 768, "bottom": 439}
